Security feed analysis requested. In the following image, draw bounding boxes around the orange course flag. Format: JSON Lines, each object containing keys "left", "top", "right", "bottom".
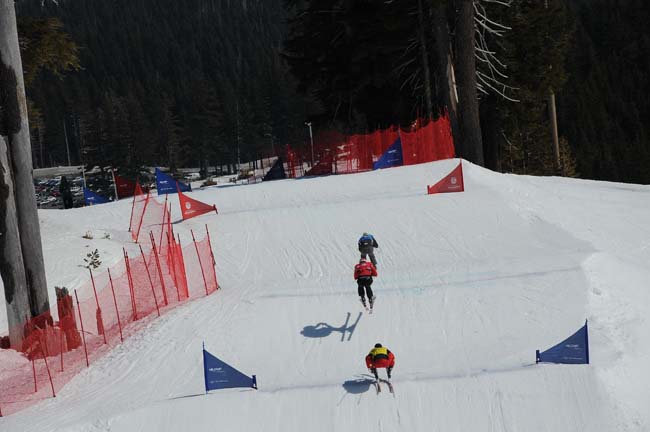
{"left": 178, "top": 188, "right": 218, "bottom": 220}
{"left": 427, "top": 161, "right": 464, "bottom": 194}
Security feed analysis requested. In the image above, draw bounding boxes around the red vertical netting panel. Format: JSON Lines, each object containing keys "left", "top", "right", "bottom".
{"left": 128, "top": 183, "right": 146, "bottom": 234}
{"left": 135, "top": 196, "right": 166, "bottom": 244}
{"left": 286, "top": 145, "right": 297, "bottom": 178}
{"left": 187, "top": 237, "right": 218, "bottom": 296}
{"left": 435, "top": 113, "right": 455, "bottom": 159}
{"left": 174, "top": 235, "right": 190, "bottom": 300}
{"left": 358, "top": 133, "right": 374, "bottom": 171}
{"left": 419, "top": 121, "right": 436, "bottom": 162}
{"left": 130, "top": 190, "right": 149, "bottom": 242}
{"left": 380, "top": 127, "right": 400, "bottom": 157}
{"left": 401, "top": 126, "right": 417, "bottom": 166}
{"left": 127, "top": 252, "right": 159, "bottom": 320}
{"left": 0, "top": 226, "right": 217, "bottom": 416}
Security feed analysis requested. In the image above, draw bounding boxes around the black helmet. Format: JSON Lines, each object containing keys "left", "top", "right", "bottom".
{"left": 374, "top": 343, "right": 382, "bottom": 348}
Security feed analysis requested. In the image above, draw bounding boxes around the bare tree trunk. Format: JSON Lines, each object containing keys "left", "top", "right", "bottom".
{"left": 454, "top": 0, "right": 484, "bottom": 165}
{"left": 417, "top": 0, "right": 434, "bottom": 120}
{"left": 0, "top": 136, "right": 32, "bottom": 347}
{"left": 430, "top": 0, "right": 461, "bottom": 153}
{"left": 0, "top": 0, "right": 50, "bottom": 324}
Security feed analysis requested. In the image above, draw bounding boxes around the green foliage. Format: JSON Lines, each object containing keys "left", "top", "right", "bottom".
{"left": 558, "top": 0, "right": 650, "bottom": 183}
{"left": 83, "top": 249, "right": 101, "bottom": 269}
{"left": 483, "top": 0, "right": 573, "bottom": 176}
{"left": 17, "top": 0, "right": 312, "bottom": 170}
{"left": 284, "top": 0, "right": 432, "bottom": 130}
{"left": 17, "top": 17, "right": 80, "bottom": 87}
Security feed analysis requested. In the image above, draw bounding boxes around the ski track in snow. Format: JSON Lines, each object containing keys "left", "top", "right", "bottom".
{"left": 1, "top": 159, "right": 649, "bottom": 431}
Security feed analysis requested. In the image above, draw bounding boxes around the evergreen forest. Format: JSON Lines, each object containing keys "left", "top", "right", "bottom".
{"left": 15, "top": 0, "right": 650, "bottom": 183}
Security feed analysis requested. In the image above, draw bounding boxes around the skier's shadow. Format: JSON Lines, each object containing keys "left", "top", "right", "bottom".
{"left": 300, "top": 312, "right": 362, "bottom": 341}
{"left": 342, "top": 376, "right": 375, "bottom": 394}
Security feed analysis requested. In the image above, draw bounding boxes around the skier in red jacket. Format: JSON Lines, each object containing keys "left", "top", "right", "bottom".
{"left": 354, "top": 257, "right": 377, "bottom": 309}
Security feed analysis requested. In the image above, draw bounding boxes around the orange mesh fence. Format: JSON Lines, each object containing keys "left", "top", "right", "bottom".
{"left": 295, "top": 114, "right": 453, "bottom": 177}
{"left": 0, "top": 226, "right": 216, "bottom": 417}
{"left": 129, "top": 183, "right": 148, "bottom": 241}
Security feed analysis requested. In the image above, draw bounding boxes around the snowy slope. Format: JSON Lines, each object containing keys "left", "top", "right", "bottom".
{"left": 2, "top": 159, "right": 650, "bottom": 431}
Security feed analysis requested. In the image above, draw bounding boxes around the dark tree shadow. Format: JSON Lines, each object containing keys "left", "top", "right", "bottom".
{"left": 342, "top": 376, "right": 374, "bottom": 394}
{"left": 300, "top": 312, "right": 362, "bottom": 341}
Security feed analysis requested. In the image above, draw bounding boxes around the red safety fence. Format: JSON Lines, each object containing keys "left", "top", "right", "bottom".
{"left": 130, "top": 188, "right": 169, "bottom": 245}
{"left": 0, "top": 224, "right": 218, "bottom": 416}
{"left": 297, "top": 114, "right": 454, "bottom": 176}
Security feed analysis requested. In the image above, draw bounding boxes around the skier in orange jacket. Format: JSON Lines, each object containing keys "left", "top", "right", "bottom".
{"left": 365, "top": 343, "right": 395, "bottom": 379}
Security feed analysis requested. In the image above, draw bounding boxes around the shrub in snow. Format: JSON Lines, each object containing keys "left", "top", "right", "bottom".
{"left": 83, "top": 249, "right": 102, "bottom": 269}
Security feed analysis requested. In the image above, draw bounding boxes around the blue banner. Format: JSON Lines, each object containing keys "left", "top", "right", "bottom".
{"left": 203, "top": 346, "right": 257, "bottom": 392}
{"left": 155, "top": 168, "right": 191, "bottom": 195}
{"left": 536, "top": 320, "right": 589, "bottom": 364}
{"left": 263, "top": 157, "right": 287, "bottom": 181}
{"left": 373, "top": 137, "right": 403, "bottom": 170}
{"left": 83, "top": 188, "right": 110, "bottom": 205}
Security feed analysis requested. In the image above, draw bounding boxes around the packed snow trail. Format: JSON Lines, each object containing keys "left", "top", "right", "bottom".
{"left": 2, "top": 159, "right": 649, "bottom": 431}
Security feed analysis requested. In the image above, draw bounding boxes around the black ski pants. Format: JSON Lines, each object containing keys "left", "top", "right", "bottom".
{"left": 357, "top": 277, "right": 374, "bottom": 300}
{"left": 359, "top": 250, "right": 377, "bottom": 266}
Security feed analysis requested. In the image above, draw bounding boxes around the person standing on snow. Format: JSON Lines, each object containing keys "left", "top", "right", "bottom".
{"left": 354, "top": 257, "right": 377, "bottom": 309}
{"left": 365, "top": 343, "right": 395, "bottom": 379}
{"left": 358, "top": 232, "right": 379, "bottom": 266}
{"left": 59, "top": 176, "right": 74, "bottom": 209}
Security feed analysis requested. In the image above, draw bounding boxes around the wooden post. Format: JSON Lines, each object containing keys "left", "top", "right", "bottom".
{"left": 167, "top": 231, "right": 181, "bottom": 301}
{"left": 150, "top": 233, "right": 169, "bottom": 306}
{"left": 74, "top": 289, "right": 90, "bottom": 367}
{"left": 40, "top": 339, "right": 56, "bottom": 397}
{"left": 159, "top": 196, "right": 168, "bottom": 253}
{"left": 191, "top": 230, "right": 210, "bottom": 296}
{"left": 139, "top": 245, "right": 161, "bottom": 317}
{"left": 134, "top": 191, "right": 150, "bottom": 243}
{"left": 123, "top": 249, "right": 138, "bottom": 321}
{"left": 89, "top": 269, "right": 107, "bottom": 344}
{"left": 205, "top": 225, "right": 219, "bottom": 290}
{"left": 548, "top": 89, "right": 561, "bottom": 174}
{"left": 32, "top": 359, "right": 37, "bottom": 393}
{"left": 177, "top": 233, "right": 189, "bottom": 298}
{"left": 108, "top": 268, "right": 123, "bottom": 342}
{"left": 128, "top": 183, "right": 139, "bottom": 232}
{"left": 59, "top": 328, "right": 64, "bottom": 372}
{"left": 205, "top": 225, "right": 216, "bottom": 267}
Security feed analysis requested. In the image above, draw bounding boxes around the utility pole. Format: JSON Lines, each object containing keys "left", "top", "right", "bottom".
{"left": 548, "top": 89, "right": 561, "bottom": 173}
{"left": 63, "top": 117, "right": 71, "bottom": 166}
{"left": 546, "top": 1, "right": 561, "bottom": 174}
{"left": 236, "top": 99, "right": 241, "bottom": 171}
{"left": 305, "top": 122, "right": 314, "bottom": 167}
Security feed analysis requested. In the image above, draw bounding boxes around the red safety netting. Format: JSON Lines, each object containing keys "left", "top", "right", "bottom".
{"left": 0, "top": 224, "right": 218, "bottom": 417}
{"left": 295, "top": 114, "right": 454, "bottom": 177}
{"left": 129, "top": 183, "right": 147, "bottom": 241}
{"left": 286, "top": 145, "right": 307, "bottom": 178}
{"left": 130, "top": 189, "right": 169, "bottom": 245}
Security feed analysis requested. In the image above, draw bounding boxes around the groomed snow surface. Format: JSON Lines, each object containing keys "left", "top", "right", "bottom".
{"left": 1, "top": 159, "right": 649, "bottom": 431}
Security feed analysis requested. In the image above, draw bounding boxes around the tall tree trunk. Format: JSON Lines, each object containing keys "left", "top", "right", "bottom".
{"left": 480, "top": 94, "right": 501, "bottom": 171}
{"left": 454, "top": 0, "right": 484, "bottom": 165}
{"left": 430, "top": 0, "right": 461, "bottom": 154}
{"left": 0, "top": 0, "right": 50, "bottom": 325}
{"left": 417, "top": 0, "right": 434, "bottom": 120}
{"left": 0, "top": 135, "right": 32, "bottom": 347}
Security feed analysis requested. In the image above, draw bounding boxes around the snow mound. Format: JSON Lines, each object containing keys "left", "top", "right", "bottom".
{"left": 2, "top": 159, "right": 649, "bottom": 431}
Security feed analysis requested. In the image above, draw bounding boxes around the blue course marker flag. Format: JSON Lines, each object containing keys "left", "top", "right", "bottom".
{"left": 155, "top": 168, "right": 191, "bottom": 195}
{"left": 536, "top": 320, "right": 589, "bottom": 365}
{"left": 203, "top": 343, "right": 257, "bottom": 392}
